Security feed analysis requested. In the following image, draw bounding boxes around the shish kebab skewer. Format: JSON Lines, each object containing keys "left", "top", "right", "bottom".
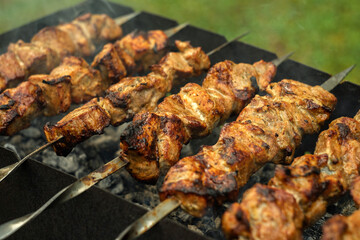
{"left": 0, "top": 28, "right": 236, "bottom": 183}
{"left": 118, "top": 52, "right": 293, "bottom": 183}
{"left": 0, "top": 24, "right": 190, "bottom": 183}
{"left": 0, "top": 12, "right": 140, "bottom": 92}
{"left": 222, "top": 108, "right": 360, "bottom": 240}
{"left": 0, "top": 23, "right": 188, "bottom": 136}
{"left": 0, "top": 33, "right": 249, "bottom": 239}
{"left": 116, "top": 67, "right": 354, "bottom": 240}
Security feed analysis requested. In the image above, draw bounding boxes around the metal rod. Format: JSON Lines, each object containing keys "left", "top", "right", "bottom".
{"left": 0, "top": 137, "right": 62, "bottom": 183}
{"left": 116, "top": 198, "right": 181, "bottom": 240}
{"left": 0, "top": 156, "right": 128, "bottom": 239}
{"left": 163, "top": 23, "right": 189, "bottom": 38}
{"left": 320, "top": 65, "right": 355, "bottom": 91}
{"left": 206, "top": 31, "right": 250, "bottom": 56}
{"left": 271, "top": 51, "right": 294, "bottom": 67}
{"left": 115, "top": 12, "right": 141, "bottom": 26}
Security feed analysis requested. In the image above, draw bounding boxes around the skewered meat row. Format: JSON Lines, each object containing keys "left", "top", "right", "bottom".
{"left": 322, "top": 176, "right": 360, "bottom": 240}
{"left": 0, "top": 13, "right": 122, "bottom": 92}
{"left": 44, "top": 40, "right": 210, "bottom": 156}
{"left": 0, "top": 29, "right": 169, "bottom": 136}
{"left": 119, "top": 59, "right": 277, "bottom": 183}
{"left": 222, "top": 110, "right": 360, "bottom": 240}
{"left": 159, "top": 80, "right": 337, "bottom": 218}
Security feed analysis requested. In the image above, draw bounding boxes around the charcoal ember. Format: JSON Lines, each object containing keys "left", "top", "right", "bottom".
{"left": 20, "top": 127, "right": 42, "bottom": 139}
{"left": 58, "top": 155, "right": 81, "bottom": 173}
{"left": 187, "top": 225, "right": 203, "bottom": 235}
{"left": 110, "top": 182, "right": 124, "bottom": 195}
{"left": 75, "top": 166, "right": 90, "bottom": 178}
{"left": 3, "top": 143, "right": 20, "bottom": 159}
{"left": 9, "top": 135, "right": 23, "bottom": 146}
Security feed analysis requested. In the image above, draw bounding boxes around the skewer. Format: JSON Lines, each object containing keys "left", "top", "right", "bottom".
{"left": 0, "top": 12, "right": 140, "bottom": 93}
{"left": 115, "top": 65, "right": 354, "bottom": 240}
{"left": 0, "top": 22, "right": 193, "bottom": 183}
{"left": 0, "top": 33, "right": 250, "bottom": 239}
{"left": 115, "top": 12, "right": 141, "bottom": 26}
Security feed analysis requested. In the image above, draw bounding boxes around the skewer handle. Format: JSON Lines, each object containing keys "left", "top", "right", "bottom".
{"left": 0, "top": 137, "right": 61, "bottom": 183}
{"left": 0, "top": 157, "right": 127, "bottom": 239}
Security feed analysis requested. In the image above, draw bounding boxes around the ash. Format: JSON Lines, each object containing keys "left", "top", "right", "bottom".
{"left": 0, "top": 113, "right": 357, "bottom": 240}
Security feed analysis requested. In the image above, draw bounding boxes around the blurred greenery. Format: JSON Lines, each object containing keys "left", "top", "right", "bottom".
{"left": 0, "top": 0, "right": 359, "bottom": 84}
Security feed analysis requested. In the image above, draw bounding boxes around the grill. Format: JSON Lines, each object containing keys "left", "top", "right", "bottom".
{"left": 1, "top": 0, "right": 359, "bottom": 239}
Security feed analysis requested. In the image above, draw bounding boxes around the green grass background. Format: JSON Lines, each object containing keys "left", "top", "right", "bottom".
{"left": 0, "top": 0, "right": 359, "bottom": 84}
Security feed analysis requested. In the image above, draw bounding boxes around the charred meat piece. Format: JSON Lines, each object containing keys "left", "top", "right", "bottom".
{"left": 222, "top": 110, "right": 360, "bottom": 240}
{"left": 91, "top": 43, "right": 128, "bottom": 84}
{"left": 72, "top": 13, "right": 122, "bottom": 45}
{"left": 50, "top": 57, "right": 106, "bottom": 103}
{"left": 0, "top": 81, "right": 45, "bottom": 136}
{"left": 44, "top": 41, "right": 210, "bottom": 156}
{"left": 160, "top": 80, "right": 336, "bottom": 218}
{"left": 8, "top": 40, "right": 59, "bottom": 77}
{"left": 57, "top": 23, "right": 95, "bottom": 57}
{"left": 322, "top": 177, "right": 360, "bottom": 240}
{"left": 44, "top": 99, "right": 111, "bottom": 156}
{"left": 31, "top": 26, "right": 77, "bottom": 60}
{"left": 0, "top": 52, "right": 27, "bottom": 92}
{"left": 117, "top": 30, "right": 168, "bottom": 72}
{"left": 222, "top": 184, "right": 304, "bottom": 240}
{"left": 0, "top": 13, "right": 122, "bottom": 92}
{"left": 28, "top": 74, "right": 71, "bottom": 116}
{"left": 120, "top": 59, "right": 277, "bottom": 182}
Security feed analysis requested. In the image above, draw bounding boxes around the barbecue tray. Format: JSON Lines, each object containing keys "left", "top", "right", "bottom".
{"left": 1, "top": 0, "right": 359, "bottom": 239}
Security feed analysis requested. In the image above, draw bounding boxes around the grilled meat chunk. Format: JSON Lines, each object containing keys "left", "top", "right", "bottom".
{"left": 322, "top": 211, "right": 360, "bottom": 240}
{"left": 322, "top": 177, "right": 360, "bottom": 240}
{"left": 222, "top": 184, "right": 304, "bottom": 240}
{"left": 8, "top": 40, "right": 59, "bottom": 76}
{"left": 31, "top": 27, "right": 77, "bottom": 61}
{"left": 0, "top": 13, "right": 121, "bottom": 92}
{"left": 117, "top": 30, "right": 169, "bottom": 72}
{"left": 222, "top": 110, "right": 360, "bottom": 240}
{"left": 120, "top": 59, "right": 277, "bottom": 182}
{"left": 57, "top": 23, "right": 94, "bottom": 57}
{"left": 160, "top": 80, "right": 336, "bottom": 217}
{"left": 28, "top": 75, "right": 71, "bottom": 116}
{"left": 0, "top": 81, "right": 45, "bottom": 135}
{"left": 72, "top": 13, "right": 122, "bottom": 45}
{"left": 50, "top": 57, "right": 105, "bottom": 103}
{"left": 0, "top": 52, "right": 27, "bottom": 91}
{"left": 91, "top": 43, "right": 128, "bottom": 83}
{"left": 44, "top": 99, "right": 111, "bottom": 156}
{"left": 44, "top": 41, "right": 210, "bottom": 156}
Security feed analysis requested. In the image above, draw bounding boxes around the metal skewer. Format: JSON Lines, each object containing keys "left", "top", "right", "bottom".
{"left": 0, "top": 156, "right": 128, "bottom": 240}
{"left": 115, "top": 64, "right": 355, "bottom": 240}
{"left": 0, "top": 22, "right": 193, "bottom": 184}
{"left": 0, "top": 32, "right": 250, "bottom": 239}
{"left": 115, "top": 12, "right": 141, "bottom": 26}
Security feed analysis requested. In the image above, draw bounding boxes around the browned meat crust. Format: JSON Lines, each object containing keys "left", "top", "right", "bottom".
{"left": 44, "top": 41, "right": 210, "bottom": 156}
{"left": 0, "top": 81, "right": 45, "bottom": 136}
{"left": 120, "top": 60, "right": 277, "bottom": 182}
{"left": 222, "top": 110, "right": 360, "bottom": 240}
{"left": 0, "top": 13, "right": 122, "bottom": 92}
{"left": 160, "top": 80, "right": 336, "bottom": 218}
{"left": 44, "top": 99, "right": 111, "bottom": 156}
{"left": 50, "top": 57, "right": 105, "bottom": 103}
{"left": 0, "top": 28, "right": 173, "bottom": 136}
